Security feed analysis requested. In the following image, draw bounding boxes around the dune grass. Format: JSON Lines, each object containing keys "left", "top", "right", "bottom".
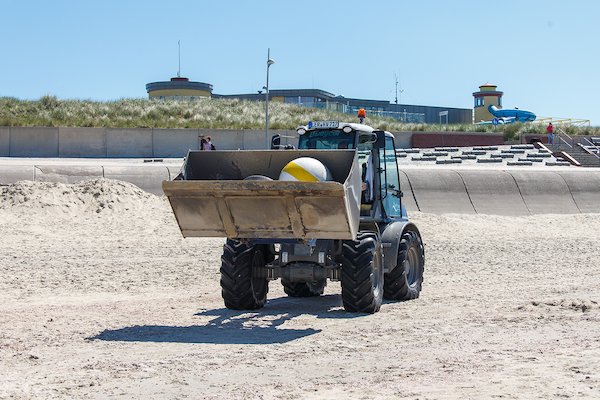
{"left": 1, "top": 96, "right": 598, "bottom": 140}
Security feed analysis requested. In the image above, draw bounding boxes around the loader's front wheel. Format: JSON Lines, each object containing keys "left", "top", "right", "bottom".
{"left": 383, "top": 230, "right": 424, "bottom": 301}
{"left": 220, "top": 239, "right": 269, "bottom": 310}
{"left": 282, "top": 279, "right": 326, "bottom": 297}
{"left": 340, "top": 232, "right": 383, "bottom": 313}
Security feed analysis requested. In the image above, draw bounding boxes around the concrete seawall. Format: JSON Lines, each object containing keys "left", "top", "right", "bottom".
{"left": 0, "top": 127, "right": 301, "bottom": 158}
{"left": 1, "top": 162, "right": 599, "bottom": 214}
{"left": 1, "top": 126, "right": 499, "bottom": 157}
{"left": 402, "top": 169, "right": 600, "bottom": 215}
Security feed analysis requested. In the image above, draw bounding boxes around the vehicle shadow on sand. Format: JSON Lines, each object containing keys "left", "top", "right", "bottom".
{"left": 90, "top": 294, "right": 366, "bottom": 345}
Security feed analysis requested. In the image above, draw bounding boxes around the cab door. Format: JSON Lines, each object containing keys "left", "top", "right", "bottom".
{"left": 378, "top": 135, "right": 403, "bottom": 218}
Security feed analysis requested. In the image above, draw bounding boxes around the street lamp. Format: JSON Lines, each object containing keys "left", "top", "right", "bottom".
{"left": 265, "top": 48, "right": 275, "bottom": 149}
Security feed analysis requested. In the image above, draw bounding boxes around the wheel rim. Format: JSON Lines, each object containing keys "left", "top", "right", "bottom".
{"left": 405, "top": 246, "right": 419, "bottom": 287}
{"left": 251, "top": 249, "right": 267, "bottom": 298}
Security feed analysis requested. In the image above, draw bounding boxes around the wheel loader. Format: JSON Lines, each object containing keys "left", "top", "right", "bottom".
{"left": 162, "top": 121, "right": 425, "bottom": 313}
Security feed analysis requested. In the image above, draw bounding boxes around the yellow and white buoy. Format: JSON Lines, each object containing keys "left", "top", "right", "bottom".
{"left": 278, "top": 157, "right": 332, "bottom": 182}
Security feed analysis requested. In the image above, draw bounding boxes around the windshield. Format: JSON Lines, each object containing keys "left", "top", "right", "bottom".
{"left": 298, "top": 129, "right": 355, "bottom": 150}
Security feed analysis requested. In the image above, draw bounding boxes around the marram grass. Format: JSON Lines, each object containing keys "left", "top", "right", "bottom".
{"left": 1, "top": 96, "right": 598, "bottom": 139}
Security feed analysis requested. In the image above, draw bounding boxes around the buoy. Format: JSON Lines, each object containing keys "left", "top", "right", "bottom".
{"left": 279, "top": 157, "right": 332, "bottom": 182}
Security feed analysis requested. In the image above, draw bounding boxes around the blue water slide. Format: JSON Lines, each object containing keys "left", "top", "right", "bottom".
{"left": 488, "top": 105, "right": 536, "bottom": 122}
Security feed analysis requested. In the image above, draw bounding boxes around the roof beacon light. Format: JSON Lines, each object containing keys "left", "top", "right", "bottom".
{"left": 342, "top": 126, "right": 353, "bottom": 134}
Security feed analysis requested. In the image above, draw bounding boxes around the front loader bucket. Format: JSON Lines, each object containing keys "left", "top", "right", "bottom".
{"left": 162, "top": 150, "right": 361, "bottom": 240}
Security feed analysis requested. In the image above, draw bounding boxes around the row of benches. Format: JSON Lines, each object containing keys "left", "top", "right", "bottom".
{"left": 396, "top": 144, "right": 571, "bottom": 167}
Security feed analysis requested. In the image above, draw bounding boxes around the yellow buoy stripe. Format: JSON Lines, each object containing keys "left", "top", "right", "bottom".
{"left": 283, "top": 161, "right": 319, "bottom": 182}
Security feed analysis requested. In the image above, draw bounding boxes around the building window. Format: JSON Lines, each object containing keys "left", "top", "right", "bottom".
{"left": 284, "top": 97, "right": 301, "bottom": 104}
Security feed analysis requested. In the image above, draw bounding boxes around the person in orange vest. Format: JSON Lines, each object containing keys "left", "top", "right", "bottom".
{"left": 546, "top": 122, "right": 554, "bottom": 145}
{"left": 357, "top": 108, "right": 366, "bottom": 123}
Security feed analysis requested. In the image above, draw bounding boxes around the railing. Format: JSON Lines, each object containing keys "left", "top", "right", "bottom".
{"left": 580, "top": 137, "right": 600, "bottom": 163}
{"left": 288, "top": 101, "right": 426, "bottom": 123}
{"left": 555, "top": 127, "right": 573, "bottom": 149}
{"left": 535, "top": 117, "right": 591, "bottom": 127}
{"left": 346, "top": 107, "right": 425, "bottom": 123}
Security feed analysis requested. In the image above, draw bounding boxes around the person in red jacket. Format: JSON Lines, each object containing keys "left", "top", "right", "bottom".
{"left": 357, "top": 108, "right": 366, "bottom": 124}
{"left": 546, "top": 122, "right": 554, "bottom": 144}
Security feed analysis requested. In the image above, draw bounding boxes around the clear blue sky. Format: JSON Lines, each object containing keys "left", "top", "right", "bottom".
{"left": 1, "top": 0, "right": 599, "bottom": 125}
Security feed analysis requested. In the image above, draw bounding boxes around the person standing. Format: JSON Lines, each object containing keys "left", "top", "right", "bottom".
{"left": 546, "top": 122, "right": 554, "bottom": 145}
{"left": 357, "top": 108, "right": 366, "bottom": 124}
{"left": 203, "top": 136, "right": 216, "bottom": 150}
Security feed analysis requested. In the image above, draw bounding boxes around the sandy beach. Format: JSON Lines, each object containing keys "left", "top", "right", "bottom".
{"left": 1, "top": 179, "right": 600, "bottom": 399}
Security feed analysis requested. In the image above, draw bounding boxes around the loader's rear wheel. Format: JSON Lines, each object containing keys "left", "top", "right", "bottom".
{"left": 220, "top": 239, "right": 269, "bottom": 310}
{"left": 282, "top": 279, "right": 326, "bottom": 297}
{"left": 340, "top": 232, "right": 383, "bottom": 313}
{"left": 383, "top": 230, "right": 424, "bottom": 301}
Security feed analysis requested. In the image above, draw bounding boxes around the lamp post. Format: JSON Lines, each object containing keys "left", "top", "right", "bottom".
{"left": 265, "top": 48, "right": 275, "bottom": 149}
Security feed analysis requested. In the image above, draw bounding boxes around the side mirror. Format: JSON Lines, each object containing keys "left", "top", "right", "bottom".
{"left": 372, "top": 131, "right": 386, "bottom": 149}
{"left": 271, "top": 134, "right": 281, "bottom": 149}
{"left": 358, "top": 132, "right": 378, "bottom": 145}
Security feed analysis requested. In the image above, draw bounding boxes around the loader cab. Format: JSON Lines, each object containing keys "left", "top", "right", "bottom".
{"left": 297, "top": 121, "right": 404, "bottom": 220}
{"left": 359, "top": 130, "right": 404, "bottom": 220}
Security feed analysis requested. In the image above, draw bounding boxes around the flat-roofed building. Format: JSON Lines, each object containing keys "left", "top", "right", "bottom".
{"left": 145, "top": 76, "right": 473, "bottom": 124}
{"left": 146, "top": 77, "right": 213, "bottom": 100}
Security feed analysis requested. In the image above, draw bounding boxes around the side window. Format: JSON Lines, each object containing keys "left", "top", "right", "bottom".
{"left": 358, "top": 151, "right": 373, "bottom": 204}
{"left": 379, "top": 136, "right": 402, "bottom": 217}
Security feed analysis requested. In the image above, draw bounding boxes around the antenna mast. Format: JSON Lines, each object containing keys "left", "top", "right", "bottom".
{"left": 177, "top": 40, "right": 181, "bottom": 78}
{"left": 395, "top": 73, "right": 405, "bottom": 106}
{"left": 394, "top": 74, "right": 398, "bottom": 105}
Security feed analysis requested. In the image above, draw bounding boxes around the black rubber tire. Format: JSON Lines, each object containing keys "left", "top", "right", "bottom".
{"left": 281, "top": 279, "right": 326, "bottom": 297}
{"left": 340, "top": 232, "right": 384, "bottom": 313}
{"left": 383, "top": 230, "right": 425, "bottom": 301}
{"left": 220, "top": 239, "right": 270, "bottom": 310}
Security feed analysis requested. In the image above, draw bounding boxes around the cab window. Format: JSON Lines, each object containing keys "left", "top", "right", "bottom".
{"left": 379, "top": 136, "right": 402, "bottom": 217}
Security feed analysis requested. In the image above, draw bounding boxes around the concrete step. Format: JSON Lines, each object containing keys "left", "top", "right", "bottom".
{"left": 541, "top": 145, "right": 600, "bottom": 167}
